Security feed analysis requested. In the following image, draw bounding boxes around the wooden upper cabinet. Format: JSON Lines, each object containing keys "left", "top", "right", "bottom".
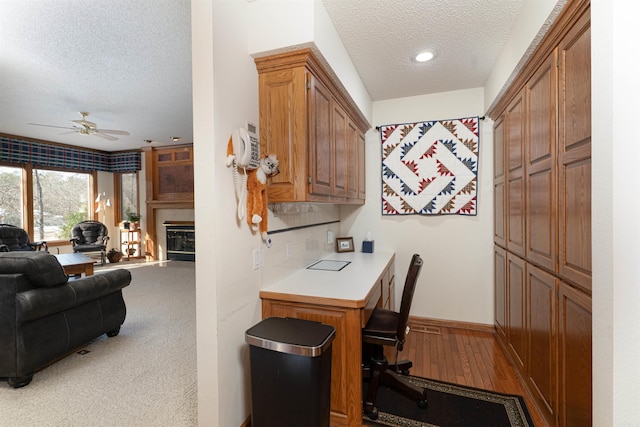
{"left": 526, "top": 51, "right": 558, "bottom": 272}
{"left": 558, "top": 10, "right": 591, "bottom": 293}
{"left": 506, "top": 90, "right": 526, "bottom": 258}
{"left": 255, "top": 49, "right": 369, "bottom": 204}
{"left": 152, "top": 146, "right": 194, "bottom": 201}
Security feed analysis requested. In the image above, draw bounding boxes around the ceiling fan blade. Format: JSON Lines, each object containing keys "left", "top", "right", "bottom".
{"left": 96, "top": 129, "right": 130, "bottom": 135}
{"left": 93, "top": 132, "right": 118, "bottom": 141}
{"left": 28, "top": 123, "right": 74, "bottom": 130}
{"left": 72, "top": 119, "right": 97, "bottom": 129}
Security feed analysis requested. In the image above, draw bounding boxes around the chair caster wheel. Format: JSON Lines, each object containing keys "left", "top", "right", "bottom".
{"left": 364, "top": 407, "right": 379, "bottom": 420}
{"left": 417, "top": 399, "right": 428, "bottom": 409}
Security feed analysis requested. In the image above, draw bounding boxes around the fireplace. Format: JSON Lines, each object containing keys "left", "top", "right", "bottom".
{"left": 163, "top": 221, "right": 195, "bottom": 261}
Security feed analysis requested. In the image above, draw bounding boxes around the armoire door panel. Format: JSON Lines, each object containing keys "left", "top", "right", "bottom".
{"left": 526, "top": 51, "right": 557, "bottom": 272}
{"left": 558, "top": 9, "right": 591, "bottom": 293}
{"left": 558, "top": 281, "right": 592, "bottom": 427}
{"left": 507, "top": 177, "right": 525, "bottom": 257}
{"left": 494, "top": 116, "right": 505, "bottom": 180}
{"left": 527, "top": 263, "right": 558, "bottom": 424}
{"left": 494, "top": 181, "right": 506, "bottom": 246}
{"left": 507, "top": 252, "right": 527, "bottom": 371}
{"left": 494, "top": 245, "right": 507, "bottom": 341}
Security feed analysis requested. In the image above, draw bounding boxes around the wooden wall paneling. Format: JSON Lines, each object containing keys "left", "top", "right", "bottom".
{"left": 506, "top": 252, "right": 527, "bottom": 372}
{"left": 526, "top": 263, "right": 558, "bottom": 426}
{"left": 558, "top": 10, "right": 592, "bottom": 293}
{"left": 494, "top": 245, "right": 507, "bottom": 341}
{"left": 526, "top": 51, "right": 558, "bottom": 272}
{"left": 558, "top": 281, "right": 592, "bottom": 427}
{"left": 493, "top": 115, "right": 507, "bottom": 247}
{"left": 506, "top": 91, "right": 527, "bottom": 257}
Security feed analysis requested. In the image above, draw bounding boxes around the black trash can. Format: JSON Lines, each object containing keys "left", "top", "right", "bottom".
{"left": 245, "top": 316, "right": 336, "bottom": 427}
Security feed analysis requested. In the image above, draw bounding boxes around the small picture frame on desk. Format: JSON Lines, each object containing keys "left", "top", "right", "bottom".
{"left": 336, "top": 237, "right": 354, "bottom": 253}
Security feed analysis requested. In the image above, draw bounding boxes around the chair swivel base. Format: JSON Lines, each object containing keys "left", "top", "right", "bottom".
{"left": 363, "top": 356, "right": 428, "bottom": 420}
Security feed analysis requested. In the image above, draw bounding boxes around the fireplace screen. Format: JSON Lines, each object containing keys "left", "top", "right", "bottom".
{"left": 164, "top": 222, "right": 195, "bottom": 261}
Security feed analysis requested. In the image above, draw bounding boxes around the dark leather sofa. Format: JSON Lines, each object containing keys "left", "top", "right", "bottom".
{"left": 0, "top": 251, "right": 131, "bottom": 387}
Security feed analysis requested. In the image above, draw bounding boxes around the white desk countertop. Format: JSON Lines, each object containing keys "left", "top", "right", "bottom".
{"left": 260, "top": 251, "right": 395, "bottom": 307}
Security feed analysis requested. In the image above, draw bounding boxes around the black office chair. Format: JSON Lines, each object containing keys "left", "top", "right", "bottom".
{"left": 362, "top": 253, "right": 427, "bottom": 420}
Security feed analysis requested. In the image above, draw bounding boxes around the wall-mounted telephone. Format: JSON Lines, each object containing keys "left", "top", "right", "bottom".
{"left": 231, "top": 122, "right": 260, "bottom": 170}
{"left": 228, "top": 122, "right": 260, "bottom": 221}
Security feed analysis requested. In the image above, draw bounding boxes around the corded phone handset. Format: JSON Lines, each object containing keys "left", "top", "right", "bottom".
{"left": 227, "top": 122, "right": 260, "bottom": 221}
{"left": 232, "top": 122, "right": 260, "bottom": 169}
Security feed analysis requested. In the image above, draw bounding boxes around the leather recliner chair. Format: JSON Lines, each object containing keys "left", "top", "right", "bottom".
{"left": 0, "top": 251, "right": 131, "bottom": 387}
{"left": 0, "top": 224, "right": 48, "bottom": 252}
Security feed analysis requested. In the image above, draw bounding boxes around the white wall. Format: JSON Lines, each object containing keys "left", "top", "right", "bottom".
{"left": 192, "top": 1, "right": 363, "bottom": 425}
{"left": 341, "top": 88, "right": 494, "bottom": 324}
{"left": 592, "top": 0, "right": 640, "bottom": 424}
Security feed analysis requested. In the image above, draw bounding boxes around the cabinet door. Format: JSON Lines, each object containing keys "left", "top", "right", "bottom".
{"left": 506, "top": 252, "right": 527, "bottom": 371}
{"left": 506, "top": 91, "right": 527, "bottom": 258}
{"left": 526, "top": 52, "right": 558, "bottom": 272}
{"left": 346, "top": 119, "right": 359, "bottom": 199}
{"left": 308, "top": 73, "right": 333, "bottom": 197}
{"left": 558, "top": 282, "right": 592, "bottom": 427}
{"left": 493, "top": 115, "right": 507, "bottom": 247}
{"left": 332, "top": 100, "right": 348, "bottom": 198}
{"left": 358, "top": 131, "right": 366, "bottom": 200}
{"left": 258, "top": 67, "right": 307, "bottom": 201}
{"left": 527, "top": 263, "right": 558, "bottom": 424}
{"left": 558, "top": 11, "right": 591, "bottom": 293}
{"left": 494, "top": 245, "right": 507, "bottom": 341}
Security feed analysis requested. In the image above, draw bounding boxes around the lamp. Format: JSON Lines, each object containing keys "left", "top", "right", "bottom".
{"left": 95, "top": 192, "right": 111, "bottom": 223}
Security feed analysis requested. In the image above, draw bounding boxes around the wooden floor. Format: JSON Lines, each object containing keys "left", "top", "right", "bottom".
{"left": 363, "top": 319, "right": 547, "bottom": 427}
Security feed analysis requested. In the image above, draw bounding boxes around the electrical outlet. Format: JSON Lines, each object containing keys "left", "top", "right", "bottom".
{"left": 286, "top": 242, "right": 292, "bottom": 259}
{"left": 327, "top": 230, "right": 334, "bottom": 244}
{"left": 252, "top": 249, "right": 262, "bottom": 270}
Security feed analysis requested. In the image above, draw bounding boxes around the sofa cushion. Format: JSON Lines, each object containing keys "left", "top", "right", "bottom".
{"left": 0, "top": 252, "right": 68, "bottom": 287}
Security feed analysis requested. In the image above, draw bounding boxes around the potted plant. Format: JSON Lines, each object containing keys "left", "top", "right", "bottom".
{"left": 126, "top": 212, "right": 141, "bottom": 231}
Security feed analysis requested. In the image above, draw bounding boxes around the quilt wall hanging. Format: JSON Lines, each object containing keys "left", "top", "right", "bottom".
{"left": 379, "top": 116, "right": 479, "bottom": 216}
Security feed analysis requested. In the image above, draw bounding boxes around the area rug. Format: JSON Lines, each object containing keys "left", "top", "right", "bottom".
{"left": 364, "top": 375, "right": 533, "bottom": 427}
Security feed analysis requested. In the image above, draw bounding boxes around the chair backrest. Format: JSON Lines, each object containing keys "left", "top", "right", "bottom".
{"left": 71, "top": 221, "right": 108, "bottom": 245}
{"left": 0, "top": 224, "right": 33, "bottom": 251}
{"left": 395, "top": 254, "right": 423, "bottom": 349}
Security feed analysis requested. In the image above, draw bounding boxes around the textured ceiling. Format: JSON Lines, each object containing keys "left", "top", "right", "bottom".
{"left": 0, "top": 0, "right": 192, "bottom": 152}
{"left": 0, "top": 0, "right": 528, "bottom": 153}
{"left": 322, "top": 0, "right": 525, "bottom": 101}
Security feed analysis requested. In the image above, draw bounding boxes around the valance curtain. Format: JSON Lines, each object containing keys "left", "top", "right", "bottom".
{"left": 0, "top": 136, "right": 141, "bottom": 173}
{"left": 378, "top": 117, "right": 479, "bottom": 216}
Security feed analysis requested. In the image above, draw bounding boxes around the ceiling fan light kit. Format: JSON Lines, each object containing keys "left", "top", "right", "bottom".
{"left": 28, "top": 111, "right": 130, "bottom": 142}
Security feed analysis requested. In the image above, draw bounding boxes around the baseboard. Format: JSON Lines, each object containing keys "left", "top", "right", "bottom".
{"left": 408, "top": 315, "right": 495, "bottom": 334}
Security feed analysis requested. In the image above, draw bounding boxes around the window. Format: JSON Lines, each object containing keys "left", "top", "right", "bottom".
{"left": 32, "top": 169, "right": 91, "bottom": 240}
{"left": 115, "top": 172, "right": 139, "bottom": 223}
{"left": 0, "top": 165, "right": 23, "bottom": 226}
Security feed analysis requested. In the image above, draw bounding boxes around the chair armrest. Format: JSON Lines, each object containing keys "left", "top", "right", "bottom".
{"left": 69, "top": 238, "right": 79, "bottom": 247}
{"left": 102, "top": 236, "right": 110, "bottom": 245}
{"left": 0, "top": 244, "right": 8, "bottom": 252}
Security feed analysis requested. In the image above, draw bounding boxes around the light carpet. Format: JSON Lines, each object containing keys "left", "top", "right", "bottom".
{"left": 0, "top": 260, "right": 197, "bottom": 426}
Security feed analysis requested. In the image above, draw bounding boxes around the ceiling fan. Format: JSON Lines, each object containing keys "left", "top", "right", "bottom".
{"left": 28, "top": 111, "right": 130, "bottom": 141}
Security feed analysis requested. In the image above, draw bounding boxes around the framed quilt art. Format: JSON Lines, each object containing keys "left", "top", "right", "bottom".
{"left": 379, "top": 117, "right": 479, "bottom": 216}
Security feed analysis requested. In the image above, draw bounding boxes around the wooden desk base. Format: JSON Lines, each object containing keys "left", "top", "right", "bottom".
{"left": 54, "top": 253, "right": 95, "bottom": 276}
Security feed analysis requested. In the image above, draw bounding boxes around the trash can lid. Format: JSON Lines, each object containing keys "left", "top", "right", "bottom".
{"left": 245, "top": 317, "right": 336, "bottom": 357}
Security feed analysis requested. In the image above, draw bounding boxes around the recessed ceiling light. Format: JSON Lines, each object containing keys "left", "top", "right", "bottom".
{"left": 171, "top": 136, "right": 181, "bottom": 142}
{"left": 144, "top": 139, "right": 153, "bottom": 144}
{"left": 415, "top": 51, "right": 434, "bottom": 63}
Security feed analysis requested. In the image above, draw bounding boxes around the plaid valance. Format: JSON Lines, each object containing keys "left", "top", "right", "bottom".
{"left": 0, "top": 136, "right": 141, "bottom": 173}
